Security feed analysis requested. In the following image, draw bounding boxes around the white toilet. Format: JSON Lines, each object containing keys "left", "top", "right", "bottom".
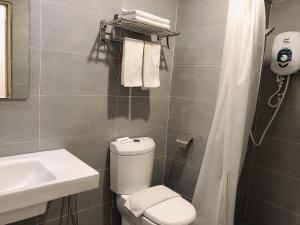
{"left": 110, "top": 137, "right": 197, "bottom": 225}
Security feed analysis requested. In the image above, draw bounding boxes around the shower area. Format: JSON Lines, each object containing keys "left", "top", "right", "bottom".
{"left": 165, "top": 0, "right": 300, "bottom": 225}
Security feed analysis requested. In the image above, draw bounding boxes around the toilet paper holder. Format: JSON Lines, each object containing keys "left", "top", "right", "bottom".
{"left": 176, "top": 136, "right": 193, "bottom": 149}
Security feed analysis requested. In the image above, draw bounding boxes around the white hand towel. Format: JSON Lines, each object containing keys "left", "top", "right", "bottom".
{"left": 121, "top": 8, "right": 170, "bottom": 25}
{"left": 143, "top": 42, "right": 161, "bottom": 88}
{"left": 122, "top": 15, "right": 171, "bottom": 30}
{"left": 124, "top": 185, "right": 180, "bottom": 217}
{"left": 121, "top": 38, "right": 144, "bottom": 87}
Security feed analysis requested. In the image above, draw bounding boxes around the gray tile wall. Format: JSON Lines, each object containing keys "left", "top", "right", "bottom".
{"left": 246, "top": 0, "right": 300, "bottom": 225}
{"left": 164, "top": 0, "right": 228, "bottom": 202}
{"left": 2, "top": 0, "right": 178, "bottom": 224}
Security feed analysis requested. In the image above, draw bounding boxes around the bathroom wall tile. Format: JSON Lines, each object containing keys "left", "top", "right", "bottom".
{"left": 40, "top": 132, "right": 115, "bottom": 170}
{"left": 0, "top": 141, "right": 39, "bottom": 157}
{"left": 234, "top": 196, "right": 247, "bottom": 225}
{"left": 111, "top": 201, "right": 121, "bottom": 225}
{"left": 41, "top": 1, "right": 102, "bottom": 54}
{"left": 30, "top": 0, "right": 41, "bottom": 48}
{"left": 40, "top": 96, "right": 117, "bottom": 140}
{"left": 12, "top": 57, "right": 30, "bottom": 98}
{"left": 116, "top": 127, "right": 167, "bottom": 158}
{"left": 12, "top": 30, "right": 30, "bottom": 58}
{"left": 77, "top": 170, "right": 113, "bottom": 210}
{"left": 166, "top": 127, "right": 206, "bottom": 169}
{"left": 10, "top": 216, "right": 38, "bottom": 225}
{"left": 259, "top": 70, "right": 300, "bottom": 108}
{"left": 0, "top": 96, "right": 39, "bottom": 145}
{"left": 168, "top": 98, "right": 215, "bottom": 138}
{"left": 164, "top": 157, "right": 200, "bottom": 200}
{"left": 38, "top": 216, "right": 69, "bottom": 225}
{"left": 247, "top": 195, "right": 300, "bottom": 225}
{"left": 41, "top": 50, "right": 120, "bottom": 96}
{"left": 171, "top": 65, "right": 220, "bottom": 102}
{"left": 152, "top": 157, "right": 166, "bottom": 186}
{"left": 249, "top": 166, "right": 300, "bottom": 214}
{"left": 78, "top": 203, "right": 112, "bottom": 225}
{"left": 177, "top": 0, "right": 228, "bottom": 31}
{"left": 29, "top": 48, "right": 40, "bottom": 96}
{"left": 47, "top": 0, "right": 121, "bottom": 16}
{"left": 265, "top": 0, "right": 271, "bottom": 27}
{"left": 253, "top": 137, "right": 300, "bottom": 179}
{"left": 255, "top": 103, "right": 300, "bottom": 143}
{"left": 13, "top": 0, "right": 30, "bottom": 32}
{"left": 38, "top": 197, "right": 74, "bottom": 223}
{"left": 236, "top": 163, "right": 250, "bottom": 199}
{"left": 174, "top": 28, "right": 225, "bottom": 66}
{"left": 270, "top": 0, "right": 300, "bottom": 34}
{"left": 116, "top": 96, "right": 169, "bottom": 132}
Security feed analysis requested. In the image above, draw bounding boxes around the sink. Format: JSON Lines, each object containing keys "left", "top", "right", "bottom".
{"left": 0, "top": 150, "right": 99, "bottom": 224}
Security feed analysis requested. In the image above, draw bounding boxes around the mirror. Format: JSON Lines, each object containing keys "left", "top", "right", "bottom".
{"left": 0, "top": 0, "right": 30, "bottom": 99}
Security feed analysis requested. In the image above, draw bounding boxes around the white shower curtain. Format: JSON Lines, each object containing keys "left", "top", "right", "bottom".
{"left": 192, "top": 0, "right": 266, "bottom": 225}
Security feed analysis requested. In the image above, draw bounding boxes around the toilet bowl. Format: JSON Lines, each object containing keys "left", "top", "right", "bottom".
{"left": 117, "top": 194, "right": 196, "bottom": 225}
{"left": 110, "top": 137, "right": 197, "bottom": 225}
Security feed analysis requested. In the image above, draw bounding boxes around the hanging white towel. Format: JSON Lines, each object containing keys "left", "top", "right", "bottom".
{"left": 122, "top": 15, "right": 171, "bottom": 30}
{"left": 124, "top": 185, "right": 180, "bottom": 217}
{"left": 121, "top": 8, "right": 170, "bottom": 25}
{"left": 121, "top": 38, "right": 144, "bottom": 87}
{"left": 143, "top": 42, "right": 161, "bottom": 88}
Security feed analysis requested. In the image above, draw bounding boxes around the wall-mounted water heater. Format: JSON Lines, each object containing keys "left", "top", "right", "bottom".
{"left": 251, "top": 31, "right": 300, "bottom": 146}
{"left": 271, "top": 31, "right": 300, "bottom": 75}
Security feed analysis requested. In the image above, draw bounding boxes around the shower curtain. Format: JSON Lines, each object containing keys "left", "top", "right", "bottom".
{"left": 192, "top": 0, "right": 265, "bottom": 225}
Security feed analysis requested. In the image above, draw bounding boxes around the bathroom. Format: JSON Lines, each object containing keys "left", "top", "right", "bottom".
{"left": 0, "top": 0, "right": 299, "bottom": 224}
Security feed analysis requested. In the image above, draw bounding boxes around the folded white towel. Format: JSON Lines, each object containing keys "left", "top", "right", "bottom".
{"left": 121, "top": 8, "right": 170, "bottom": 25}
{"left": 124, "top": 185, "right": 180, "bottom": 217}
{"left": 143, "top": 42, "right": 161, "bottom": 88}
{"left": 122, "top": 15, "right": 171, "bottom": 30}
{"left": 121, "top": 38, "right": 144, "bottom": 87}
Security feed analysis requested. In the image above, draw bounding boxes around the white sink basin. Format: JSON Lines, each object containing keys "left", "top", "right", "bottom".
{"left": 0, "top": 150, "right": 99, "bottom": 224}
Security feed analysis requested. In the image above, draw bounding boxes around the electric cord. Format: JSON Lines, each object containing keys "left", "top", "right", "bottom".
{"left": 250, "top": 75, "right": 291, "bottom": 146}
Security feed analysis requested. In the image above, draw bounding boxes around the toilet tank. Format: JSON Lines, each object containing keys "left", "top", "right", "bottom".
{"left": 110, "top": 137, "right": 155, "bottom": 194}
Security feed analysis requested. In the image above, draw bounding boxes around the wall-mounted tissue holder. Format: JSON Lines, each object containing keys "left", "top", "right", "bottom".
{"left": 176, "top": 136, "right": 193, "bottom": 149}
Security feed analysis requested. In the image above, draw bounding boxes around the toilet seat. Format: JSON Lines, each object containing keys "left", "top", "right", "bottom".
{"left": 119, "top": 194, "right": 196, "bottom": 225}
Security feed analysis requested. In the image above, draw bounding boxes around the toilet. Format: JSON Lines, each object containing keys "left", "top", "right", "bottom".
{"left": 110, "top": 137, "right": 197, "bottom": 225}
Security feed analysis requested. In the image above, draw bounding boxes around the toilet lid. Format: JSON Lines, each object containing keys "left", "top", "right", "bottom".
{"left": 143, "top": 197, "right": 197, "bottom": 225}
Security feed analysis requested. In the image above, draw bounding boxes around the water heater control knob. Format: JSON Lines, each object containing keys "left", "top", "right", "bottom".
{"left": 280, "top": 54, "right": 288, "bottom": 62}
{"left": 271, "top": 32, "right": 300, "bottom": 76}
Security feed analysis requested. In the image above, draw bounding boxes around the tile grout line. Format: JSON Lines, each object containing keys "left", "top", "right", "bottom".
{"left": 248, "top": 193, "right": 300, "bottom": 217}
{"left": 162, "top": 0, "right": 180, "bottom": 185}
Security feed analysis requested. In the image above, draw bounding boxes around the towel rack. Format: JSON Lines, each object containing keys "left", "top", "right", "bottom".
{"left": 100, "top": 14, "right": 180, "bottom": 49}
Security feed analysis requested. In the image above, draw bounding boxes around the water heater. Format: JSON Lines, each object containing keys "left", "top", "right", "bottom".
{"left": 271, "top": 31, "right": 300, "bottom": 75}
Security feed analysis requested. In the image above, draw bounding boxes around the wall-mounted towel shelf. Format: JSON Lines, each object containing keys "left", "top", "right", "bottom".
{"left": 100, "top": 14, "right": 180, "bottom": 49}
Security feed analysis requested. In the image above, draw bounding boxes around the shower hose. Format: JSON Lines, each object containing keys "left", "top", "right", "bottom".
{"left": 250, "top": 75, "right": 291, "bottom": 146}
